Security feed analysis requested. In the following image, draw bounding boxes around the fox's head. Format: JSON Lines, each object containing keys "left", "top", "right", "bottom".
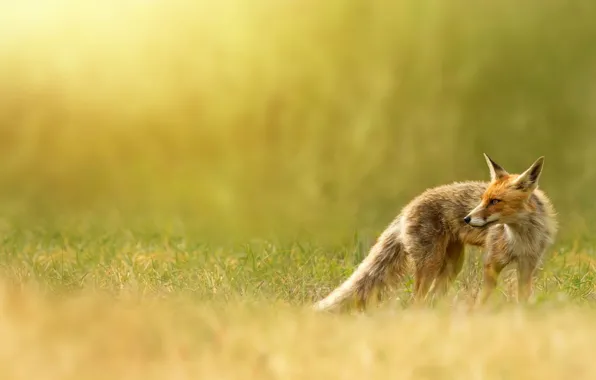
{"left": 464, "top": 154, "right": 545, "bottom": 228}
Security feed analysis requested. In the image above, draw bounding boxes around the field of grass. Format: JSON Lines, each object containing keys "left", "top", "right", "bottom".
{"left": 0, "top": 231, "right": 595, "bottom": 380}
{"left": 1, "top": 0, "right": 596, "bottom": 379}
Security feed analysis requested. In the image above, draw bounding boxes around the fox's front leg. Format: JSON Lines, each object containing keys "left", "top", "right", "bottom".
{"left": 476, "top": 250, "right": 510, "bottom": 306}
{"left": 476, "top": 261, "right": 503, "bottom": 306}
{"left": 517, "top": 256, "right": 539, "bottom": 303}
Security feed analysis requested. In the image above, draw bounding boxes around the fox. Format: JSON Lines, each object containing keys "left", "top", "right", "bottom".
{"left": 314, "top": 154, "right": 558, "bottom": 312}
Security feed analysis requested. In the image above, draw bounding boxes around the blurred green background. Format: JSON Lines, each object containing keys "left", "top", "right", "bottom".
{"left": 1, "top": 0, "right": 595, "bottom": 243}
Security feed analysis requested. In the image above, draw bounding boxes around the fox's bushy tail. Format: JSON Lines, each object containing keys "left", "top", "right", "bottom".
{"left": 314, "top": 217, "right": 408, "bottom": 312}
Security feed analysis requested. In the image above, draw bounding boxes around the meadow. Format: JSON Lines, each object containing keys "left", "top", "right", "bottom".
{"left": 1, "top": 0, "right": 596, "bottom": 379}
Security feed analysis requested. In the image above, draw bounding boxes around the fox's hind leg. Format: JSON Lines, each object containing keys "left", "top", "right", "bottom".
{"left": 413, "top": 262, "right": 438, "bottom": 303}
{"left": 411, "top": 241, "right": 449, "bottom": 304}
{"left": 428, "top": 241, "right": 465, "bottom": 301}
{"left": 403, "top": 213, "right": 451, "bottom": 306}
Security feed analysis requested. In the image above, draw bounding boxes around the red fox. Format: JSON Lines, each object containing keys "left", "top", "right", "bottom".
{"left": 314, "top": 154, "right": 558, "bottom": 311}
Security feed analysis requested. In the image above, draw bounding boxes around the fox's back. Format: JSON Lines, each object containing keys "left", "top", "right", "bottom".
{"left": 400, "top": 181, "right": 490, "bottom": 246}
{"left": 403, "top": 181, "right": 489, "bottom": 220}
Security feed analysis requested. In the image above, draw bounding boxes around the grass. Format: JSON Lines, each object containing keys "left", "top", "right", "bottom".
{"left": 2, "top": 0, "right": 596, "bottom": 378}
{"left": 0, "top": 229, "right": 595, "bottom": 380}
{"left": 0, "top": 229, "right": 594, "bottom": 304}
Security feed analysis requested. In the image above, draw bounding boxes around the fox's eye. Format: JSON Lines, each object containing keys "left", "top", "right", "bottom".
{"left": 489, "top": 199, "right": 501, "bottom": 205}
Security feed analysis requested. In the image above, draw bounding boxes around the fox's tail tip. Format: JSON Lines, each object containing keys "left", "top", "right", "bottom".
{"left": 311, "top": 299, "right": 335, "bottom": 313}
{"left": 311, "top": 301, "right": 326, "bottom": 312}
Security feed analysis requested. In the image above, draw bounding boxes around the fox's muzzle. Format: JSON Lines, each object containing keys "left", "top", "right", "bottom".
{"left": 464, "top": 204, "right": 500, "bottom": 227}
{"left": 464, "top": 214, "right": 488, "bottom": 227}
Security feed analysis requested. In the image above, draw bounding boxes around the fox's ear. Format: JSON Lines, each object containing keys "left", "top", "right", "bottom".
{"left": 513, "top": 156, "right": 544, "bottom": 191}
{"left": 483, "top": 153, "right": 509, "bottom": 181}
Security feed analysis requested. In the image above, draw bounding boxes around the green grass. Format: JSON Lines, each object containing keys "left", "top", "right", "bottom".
{"left": 0, "top": 225, "right": 595, "bottom": 380}
{"left": 0, "top": 227, "right": 593, "bottom": 306}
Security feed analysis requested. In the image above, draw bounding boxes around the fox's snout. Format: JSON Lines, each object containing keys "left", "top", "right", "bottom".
{"left": 463, "top": 213, "right": 492, "bottom": 227}
{"left": 463, "top": 213, "right": 487, "bottom": 227}
{"left": 463, "top": 204, "right": 499, "bottom": 228}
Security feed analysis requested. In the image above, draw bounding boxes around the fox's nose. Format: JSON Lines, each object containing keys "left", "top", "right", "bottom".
{"left": 463, "top": 216, "right": 471, "bottom": 224}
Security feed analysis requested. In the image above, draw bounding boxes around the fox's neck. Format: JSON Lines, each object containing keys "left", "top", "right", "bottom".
{"left": 503, "top": 208, "right": 546, "bottom": 239}
{"left": 504, "top": 218, "right": 535, "bottom": 234}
